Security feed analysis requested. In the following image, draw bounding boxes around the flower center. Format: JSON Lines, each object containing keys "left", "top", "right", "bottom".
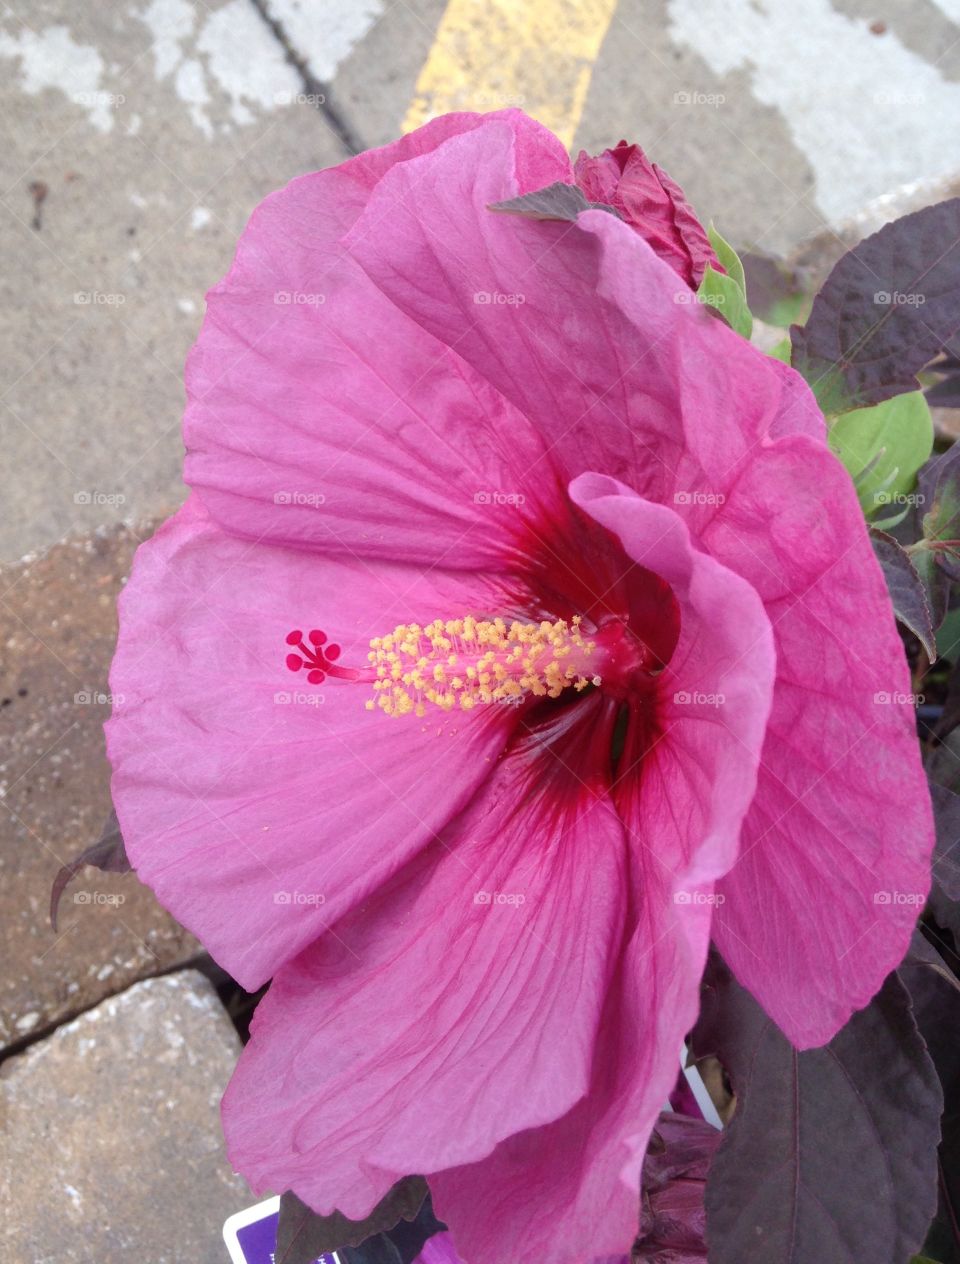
{"left": 285, "top": 616, "right": 660, "bottom": 717}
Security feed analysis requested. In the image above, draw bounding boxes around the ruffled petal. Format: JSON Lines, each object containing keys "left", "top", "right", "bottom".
{"left": 703, "top": 436, "right": 934, "bottom": 1046}
{"left": 106, "top": 498, "right": 517, "bottom": 989}
{"left": 569, "top": 472, "right": 776, "bottom": 885}
{"left": 429, "top": 900, "right": 711, "bottom": 1264}
{"left": 346, "top": 119, "right": 807, "bottom": 517}
{"left": 222, "top": 775, "right": 629, "bottom": 1217}
{"left": 184, "top": 111, "right": 571, "bottom": 568}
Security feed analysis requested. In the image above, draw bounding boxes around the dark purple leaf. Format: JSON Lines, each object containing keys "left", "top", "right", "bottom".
{"left": 791, "top": 198, "right": 960, "bottom": 412}
{"left": 692, "top": 955, "right": 941, "bottom": 1264}
{"left": 276, "top": 1178, "right": 430, "bottom": 1263}
{"left": 489, "top": 181, "right": 621, "bottom": 223}
{"left": 927, "top": 784, "right": 960, "bottom": 951}
{"left": 931, "top": 783, "right": 960, "bottom": 903}
{"left": 342, "top": 1198, "right": 444, "bottom": 1264}
{"left": 49, "top": 808, "right": 131, "bottom": 931}
{"left": 871, "top": 528, "right": 937, "bottom": 658}
{"left": 901, "top": 932, "right": 960, "bottom": 1264}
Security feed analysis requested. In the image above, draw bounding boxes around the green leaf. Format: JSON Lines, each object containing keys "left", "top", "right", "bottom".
{"left": 698, "top": 265, "right": 753, "bottom": 339}
{"left": 828, "top": 391, "right": 933, "bottom": 517}
{"left": 768, "top": 336, "right": 792, "bottom": 364}
{"left": 708, "top": 223, "right": 746, "bottom": 295}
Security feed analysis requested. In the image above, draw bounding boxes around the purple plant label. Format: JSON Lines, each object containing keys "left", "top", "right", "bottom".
{"left": 223, "top": 1196, "right": 339, "bottom": 1264}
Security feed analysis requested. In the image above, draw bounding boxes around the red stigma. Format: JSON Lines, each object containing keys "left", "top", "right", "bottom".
{"left": 284, "top": 628, "right": 361, "bottom": 685}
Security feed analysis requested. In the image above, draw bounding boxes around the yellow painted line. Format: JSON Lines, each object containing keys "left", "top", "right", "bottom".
{"left": 402, "top": 0, "right": 618, "bottom": 149}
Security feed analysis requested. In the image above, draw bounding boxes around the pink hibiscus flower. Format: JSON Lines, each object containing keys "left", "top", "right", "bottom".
{"left": 105, "top": 110, "right": 932, "bottom": 1263}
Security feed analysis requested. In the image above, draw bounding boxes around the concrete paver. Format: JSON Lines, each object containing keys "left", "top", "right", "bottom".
{"left": 0, "top": 971, "right": 250, "bottom": 1264}
{"left": 0, "top": 522, "right": 200, "bottom": 1054}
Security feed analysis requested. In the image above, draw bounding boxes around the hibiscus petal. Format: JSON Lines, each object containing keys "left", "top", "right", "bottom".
{"left": 221, "top": 774, "right": 630, "bottom": 1218}
{"left": 703, "top": 435, "right": 934, "bottom": 1046}
{"left": 183, "top": 111, "right": 571, "bottom": 568}
{"left": 106, "top": 498, "right": 517, "bottom": 989}
{"left": 345, "top": 118, "right": 803, "bottom": 514}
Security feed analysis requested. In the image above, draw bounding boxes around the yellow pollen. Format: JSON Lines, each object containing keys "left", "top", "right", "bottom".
{"left": 368, "top": 617, "right": 598, "bottom": 717}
